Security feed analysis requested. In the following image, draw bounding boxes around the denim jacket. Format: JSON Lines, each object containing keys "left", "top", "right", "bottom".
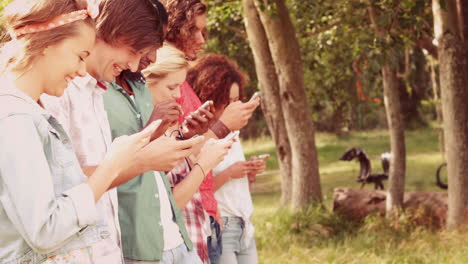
{"left": 0, "top": 85, "right": 101, "bottom": 264}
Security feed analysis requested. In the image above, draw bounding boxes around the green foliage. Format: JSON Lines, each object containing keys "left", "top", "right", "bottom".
{"left": 246, "top": 128, "right": 467, "bottom": 263}
{"left": 204, "top": 0, "right": 436, "bottom": 136}
{"left": 204, "top": 0, "right": 268, "bottom": 138}
{"left": 289, "top": 0, "right": 434, "bottom": 132}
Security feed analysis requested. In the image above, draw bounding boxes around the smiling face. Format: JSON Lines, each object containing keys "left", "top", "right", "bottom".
{"left": 86, "top": 39, "right": 153, "bottom": 82}
{"left": 36, "top": 23, "right": 95, "bottom": 97}
{"left": 138, "top": 46, "right": 159, "bottom": 71}
{"left": 147, "top": 69, "right": 187, "bottom": 105}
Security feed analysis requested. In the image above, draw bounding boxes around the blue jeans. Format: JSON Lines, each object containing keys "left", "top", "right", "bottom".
{"left": 219, "top": 217, "right": 258, "bottom": 264}
{"left": 208, "top": 216, "right": 223, "bottom": 264}
{"left": 124, "top": 244, "right": 202, "bottom": 264}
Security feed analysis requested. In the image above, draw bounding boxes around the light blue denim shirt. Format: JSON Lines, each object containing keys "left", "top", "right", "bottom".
{"left": 0, "top": 84, "right": 101, "bottom": 264}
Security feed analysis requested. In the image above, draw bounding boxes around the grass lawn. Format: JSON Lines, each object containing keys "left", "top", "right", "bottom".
{"left": 241, "top": 127, "right": 467, "bottom": 264}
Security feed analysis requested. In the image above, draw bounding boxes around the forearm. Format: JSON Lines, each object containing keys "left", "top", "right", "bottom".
{"left": 204, "top": 129, "right": 219, "bottom": 140}
{"left": 109, "top": 157, "right": 148, "bottom": 188}
{"left": 85, "top": 159, "right": 120, "bottom": 201}
{"left": 82, "top": 154, "right": 149, "bottom": 190}
{"left": 172, "top": 165, "right": 206, "bottom": 209}
{"left": 213, "top": 170, "right": 233, "bottom": 191}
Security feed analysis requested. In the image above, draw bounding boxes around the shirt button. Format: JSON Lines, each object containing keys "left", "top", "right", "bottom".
{"left": 155, "top": 193, "right": 159, "bottom": 199}
{"left": 159, "top": 221, "right": 162, "bottom": 226}
{"left": 136, "top": 113, "right": 141, "bottom": 119}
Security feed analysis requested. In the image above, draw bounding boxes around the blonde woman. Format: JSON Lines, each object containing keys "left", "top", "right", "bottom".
{"left": 142, "top": 44, "right": 232, "bottom": 264}
{"left": 0, "top": 0, "right": 158, "bottom": 263}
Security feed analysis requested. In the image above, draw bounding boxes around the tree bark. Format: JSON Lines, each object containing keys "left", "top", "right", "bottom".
{"left": 242, "top": 0, "right": 293, "bottom": 205}
{"left": 433, "top": 0, "right": 468, "bottom": 229}
{"left": 382, "top": 64, "right": 406, "bottom": 215}
{"left": 254, "top": 0, "right": 323, "bottom": 208}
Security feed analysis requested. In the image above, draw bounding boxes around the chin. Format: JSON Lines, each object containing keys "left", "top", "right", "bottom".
{"left": 103, "top": 73, "right": 116, "bottom": 83}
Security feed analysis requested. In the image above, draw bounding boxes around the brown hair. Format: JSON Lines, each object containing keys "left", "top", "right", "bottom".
{"left": 95, "top": 0, "right": 166, "bottom": 51}
{"left": 162, "top": 0, "right": 207, "bottom": 54}
{"left": 186, "top": 54, "right": 247, "bottom": 109}
{"left": 1, "top": 0, "right": 94, "bottom": 73}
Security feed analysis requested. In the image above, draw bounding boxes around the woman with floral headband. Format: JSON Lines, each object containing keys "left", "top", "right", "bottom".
{"left": 0, "top": 0, "right": 158, "bottom": 263}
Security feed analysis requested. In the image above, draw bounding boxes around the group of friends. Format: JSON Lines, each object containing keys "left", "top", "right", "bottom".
{"left": 0, "top": 0, "right": 268, "bottom": 263}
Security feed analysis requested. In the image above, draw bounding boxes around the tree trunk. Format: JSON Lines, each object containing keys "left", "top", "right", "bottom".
{"left": 242, "top": 0, "right": 293, "bottom": 205}
{"left": 254, "top": 0, "right": 323, "bottom": 208}
{"left": 382, "top": 64, "right": 406, "bottom": 216}
{"left": 433, "top": 0, "right": 468, "bottom": 229}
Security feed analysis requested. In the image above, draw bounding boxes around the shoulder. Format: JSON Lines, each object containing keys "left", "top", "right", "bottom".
{"left": 0, "top": 93, "right": 39, "bottom": 119}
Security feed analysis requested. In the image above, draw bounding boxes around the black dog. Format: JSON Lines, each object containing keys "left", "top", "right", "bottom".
{"left": 340, "top": 147, "right": 390, "bottom": 190}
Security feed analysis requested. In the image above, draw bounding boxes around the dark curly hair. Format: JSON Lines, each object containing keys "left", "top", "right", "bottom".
{"left": 162, "top": 0, "right": 207, "bottom": 55}
{"left": 186, "top": 54, "right": 248, "bottom": 110}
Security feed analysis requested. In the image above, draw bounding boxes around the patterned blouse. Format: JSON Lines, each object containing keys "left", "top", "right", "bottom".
{"left": 167, "top": 159, "right": 210, "bottom": 264}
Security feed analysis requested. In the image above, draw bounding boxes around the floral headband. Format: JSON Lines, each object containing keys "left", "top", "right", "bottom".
{"left": 11, "top": 0, "right": 100, "bottom": 38}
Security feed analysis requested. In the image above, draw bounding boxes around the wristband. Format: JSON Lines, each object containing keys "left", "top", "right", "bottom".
{"left": 193, "top": 163, "right": 206, "bottom": 179}
{"left": 209, "top": 120, "right": 231, "bottom": 139}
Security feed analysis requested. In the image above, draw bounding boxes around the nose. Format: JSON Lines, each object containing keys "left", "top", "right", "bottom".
{"left": 195, "top": 31, "right": 205, "bottom": 45}
{"left": 172, "top": 87, "right": 181, "bottom": 100}
{"left": 128, "top": 54, "right": 142, "bottom": 72}
{"left": 77, "top": 61, "right": 87, "bottom": 77}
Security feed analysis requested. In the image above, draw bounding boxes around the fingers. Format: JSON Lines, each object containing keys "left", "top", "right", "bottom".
{"left": 198, "top": 108, "right": 214, "bottom": 119}
{"left": 186, "top": 118, "right": 201, "bottom": 127}
{"left": 176, "top": 135, "right": 205, "bottom": 150}
{"left": 135, "top": 120, "right": 161, "bottom": 144}
{"left": 158, "top": 100, "right": 183, "bottom": 115}
{"left": 243, "top": 99, "right": 259, "bottom": 110}
{"left": 191, "top": 113, "right": 208, "bottom": 123}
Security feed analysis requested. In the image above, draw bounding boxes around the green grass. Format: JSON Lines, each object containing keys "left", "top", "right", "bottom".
{"left": 242, "top": 127, "right": 467, "bottom": 263}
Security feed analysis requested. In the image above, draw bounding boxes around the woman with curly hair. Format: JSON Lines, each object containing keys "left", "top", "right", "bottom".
{"left": 162, "top": 2, "right": 260, "bottom": 263}
{"left": 162, "top": 0, "right": 207, "bottom": 60}
{"left": 187, "top": 54, "right": 266, "bottom": 264}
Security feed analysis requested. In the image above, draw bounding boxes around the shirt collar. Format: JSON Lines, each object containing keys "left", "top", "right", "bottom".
{"left": 70, "top": 73, "right": 107, "bottom": 95}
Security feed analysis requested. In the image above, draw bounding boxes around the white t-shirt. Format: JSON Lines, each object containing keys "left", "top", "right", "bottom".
{"left": 154, "top": 172, "right": 184, "bottom": 250}
{"left": 213, "top": 138, "right": 254, "bottom": 246}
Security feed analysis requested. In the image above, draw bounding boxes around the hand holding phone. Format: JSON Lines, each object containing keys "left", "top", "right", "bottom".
{"left": 181, "top": 100, "right": 214, "bottom": 133}
{"left": 257, "top": 154, "right": 270, "bottom": 160}
{"left": 249, "top": 91, "right": 261, "bottom": 102}
{"left": 221, "top": 130, "right": 239, "bottom": 143}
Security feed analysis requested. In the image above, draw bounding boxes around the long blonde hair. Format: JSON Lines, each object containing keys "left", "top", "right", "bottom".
{"left": 142, "top": 43, "right": 189, "bottom": 83}
{"left": 0, "top": 0, "right": 94, "bottom": 73}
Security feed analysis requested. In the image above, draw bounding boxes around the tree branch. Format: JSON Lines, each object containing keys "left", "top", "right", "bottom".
{"left": 366, "top": 0, "right": 386, "bottom": 38}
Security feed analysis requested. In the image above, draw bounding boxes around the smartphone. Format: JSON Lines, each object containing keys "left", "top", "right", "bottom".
{"left": 223, "top": 130, "right": 239, "bottom": 142}
{"left": 249, "top": 91, "right": 261, "bottom": 101}
{"left": 181, "top": 100, "right": 214, "bottom": 132}
{"left": 257, "top": 154, "right": 270, "bottom": 160}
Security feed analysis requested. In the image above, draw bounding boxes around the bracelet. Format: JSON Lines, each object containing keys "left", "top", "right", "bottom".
{"left": 193, "top": 163, "right": 206, "bottom": 179}
{"left": 209, "top": 120, "right": 231, "bottom": 139}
